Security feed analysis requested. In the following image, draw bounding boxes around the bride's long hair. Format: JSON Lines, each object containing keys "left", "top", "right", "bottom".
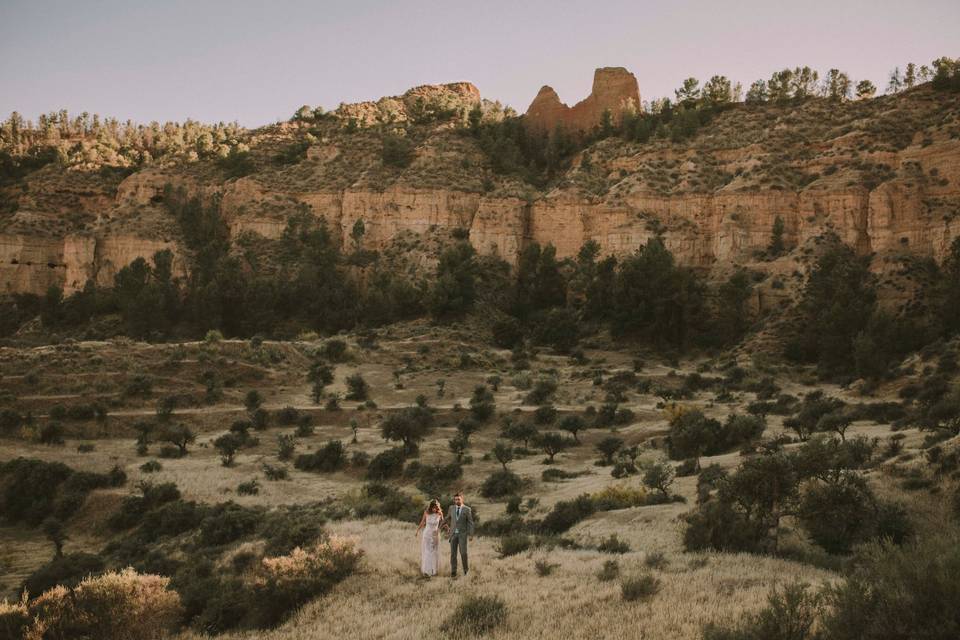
{"left": 427, "top": 498, "right": 444, "bottom": 519}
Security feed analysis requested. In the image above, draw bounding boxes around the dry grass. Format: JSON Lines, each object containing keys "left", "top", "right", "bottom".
{"left": 178, "top": 518, "right": 835, "bottom": 640}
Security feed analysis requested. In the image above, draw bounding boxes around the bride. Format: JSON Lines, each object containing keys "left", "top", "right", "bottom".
{"left": 415, "top": 499, "right": 446, "bottom": 576}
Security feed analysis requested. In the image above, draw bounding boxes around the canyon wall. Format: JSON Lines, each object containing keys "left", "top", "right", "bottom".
{"left": 3, "top": 132, "right": 958, "bottom": 296}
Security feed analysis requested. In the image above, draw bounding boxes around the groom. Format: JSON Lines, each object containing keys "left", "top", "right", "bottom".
{"left": 445, "top": 491, "right": 474, "bottom": 576}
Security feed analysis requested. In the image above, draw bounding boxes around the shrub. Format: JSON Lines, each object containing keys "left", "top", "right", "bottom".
{"left": 441, "top": 595, "right": 507, "bottom": 636}
{"left": 497, "top": 533, "right": 532, "bottom": 557}
{"left": 621, "top": 574, "right": 661, "bottom": 602}
{"left": 540, "top": 495, "right": 596, "bottom": 534}
{"left": 642, "top": 461, "right": 676, "bottom": 496}
{"left": 644, "top": 551, "right": 669, "bottom": 570}
{"left": 345, "top": 374, "right": 369, "bottom": 401}
{"left": 597, "top": 534, "right": 630, "bottom": 553}
{"left": 480, "top": 469, "right": 523, "bottom": 499}
{"left": 140, "top": 460, "right": 162, "bottom": 473}
{"left": 524, "top": 378, "right": 558, "bottom": 405}
{"left": 276, "top": 434, "right": 296, "bottom": 461}
{"left": 263, "top": 464, "right": 289, "bottom": 481}
{"left": 534, "top": 559, "right": 557, "bottom": 576}
{"left": 351, "top": 483, "right": 421, "bottom": 521}
{"left": 294, "top": 440, "right": 347, "bottom": 473}
{"left": 25, "top": 569, "right": 182, "bottom": 640}
{"left": 380, "top": 406, "right": 434, "bottom": 454}
{"left": 816, "top": 533, "right": 960, "bottom": 639}
{"left": 469, "top": 385, "right": 496, "bottom": 422}
{"left": 237, "top": 479, "right": 260, "bottom": 496}
{"left": 491, "top": 317, "right": 523, "bottom": 348}
{"left": 0, "top": 458, "right": 112, "bottom": 525}
{"left": 39, "top": 422, "right": 65, "bottom": 445}
{"left": 417, "top": 462, "right": 463, "bottom": 496}
{"left": 797, "top": 473, "right": 879, "bottom": 554}
{"left": 276, "top": 407, "right": 300, "bottom": 426}
{"left": 590, "top": 485, "right": 648, "bottom": 511}
{"left": 22, "top": 552, "right": 105, "bottom": 596}
{"left": 702, "top": 582, "right": 822, "bottom": 640}
{"left": 214, "top": 433, "right": 244, "bottom": 466}
{"left": 198, "top": 502, "right": 261, "bottom": 546}
{"left": 683, "top": 500, "right": 766, "bottom": 553}
{"left": 533, "top": 404, "right": 557, "bottom": 425}
{"left": 541, "top": 468, "right": 586, "bottom": 482}
{"left": 595, "top": 436, "right": 624, "bottom": 465}
{"left": 253, "top": 536, "right": 362, "bottom": 628}
{"left": 597, "top": 559, "right": 620, "bottom": 581}
{"left": 366, "top": 447, "right": 406, "bottom": 480}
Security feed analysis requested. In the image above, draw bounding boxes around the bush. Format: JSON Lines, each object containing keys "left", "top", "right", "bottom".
{"left": 533, "top": 404, "right": 557, "bottom": 425}
{"left": 366, "top": 447, "right": 407, "bottom": 481}
{"left": 642, "top": 461, "right": 675, "bottom": 496}
{"left": 294, "top": 440, "right": 347, "bottom": 473}
{"left": 480, "top": 469, "right": 523, "bottom": 499}
{"left": 351, "top": 483, "right": 422, "bottom": 521}
{"left": 237, "top": 479, "right": 260, "bottom": 496}
{"left": 276, "top": 406, "right": 300, "bottom": 426}
{"left": 597, "top": 559, "right": 620, "bottom": 581}
{"left": 263, "top": 464, "right": 289, "bottom": 481}
{"left": 39, "top": 422, "right": 65, "bottom": 445}
{"left": 441, "top": 595, "right": 507, "bottom": 636}
{"left": 818, "top": 534, "right": 960, "bottom": 640}
{"left": 381, "top": 133, "right": 415, "bottom": 168}
{"left": 597, "top": 534, "right": 630, "bottom": 553}
{"left": 497, "top": 533, "right": 532, "bottom": 557}
{"left": 491, "top": 317, "right": 523, "bottom": 348}
{"left": 541, "top": 468, "right": 587, "bottom": 482}
{"left": 534, "top": 559, "right": 557, "bottom": 576}
{"left": 140, "top": 460, "right": 162, "bottom": 473}
{"left": 0, "top": 458, "right": 112, "bottom": 525}
{"left": 22, "top": 552, "right": 105, "bottom": 596}
{"left": 540, "top": 495, "right": 596, "bottom": 534}
{"left": 417, "top": 462, "right": 463, "bottom": 496}
{"left": 590, "top": 485, "right": 648, "bottom": 511}
{"left": 253, "top": 537, "right": 362, "bottom": 628}
{"left": 198, "top": 502, "right": 261, "bottom": 546}
{"left": 524, "top": 378, "right": 558, "bottom": 405}
{"left": 621, "top": 574, "right": 661, "bottom": 602}
{"left": 345, "top": 374, "right": 369, "bottom": 401}
{"left": 683, "top": 499, "right": 766, "bottom": 553}
{"left": 702, "top": 582, "right": 821, "bottom": 640}
{"left": 797, "top": 474, "right": 879, "bottom": 554}
{"left": 214, "top": 433, "right": 244, "bottom": 466}
{"left": 24, "top": 569, "right": 182, "bottom": 640}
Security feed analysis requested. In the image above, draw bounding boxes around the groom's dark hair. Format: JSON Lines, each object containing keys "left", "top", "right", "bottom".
{"left": 454, "top": 491, "right": 463, "bottom": 497}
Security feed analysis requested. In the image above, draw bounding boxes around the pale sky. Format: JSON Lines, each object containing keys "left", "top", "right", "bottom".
{"left": 1, "top": 0, "right": 957, "bottom": 127}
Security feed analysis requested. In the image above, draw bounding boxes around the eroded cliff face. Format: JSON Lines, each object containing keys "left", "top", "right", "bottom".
{"left": 1, "top": 79, "right": 958, "bottom": 304}
{"left": 525, "top": 67, "right": 641, "bottom": 133}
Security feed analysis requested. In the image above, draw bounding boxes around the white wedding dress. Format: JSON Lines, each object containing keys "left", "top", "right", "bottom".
{"left": 420, "top": 513, "right": 441, "bottom": 576}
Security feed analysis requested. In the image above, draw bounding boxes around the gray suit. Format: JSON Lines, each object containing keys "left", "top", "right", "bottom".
{"left": 445, "top": 504, "right": 474, "bottom": 575}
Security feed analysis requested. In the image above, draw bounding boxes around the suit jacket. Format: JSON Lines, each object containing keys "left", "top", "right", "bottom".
{"left": 445, "top": 504, "right": 474, "bottom": 538}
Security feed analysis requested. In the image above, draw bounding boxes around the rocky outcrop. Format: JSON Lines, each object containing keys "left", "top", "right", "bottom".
{"left": 525, "top": 67, "right": 641, "bottom": 133}
{"left": 336, "top": 82, "right": 481, "bottom": 127}
{"left": 0, "top": 232, "right": 185, "bottom": 294}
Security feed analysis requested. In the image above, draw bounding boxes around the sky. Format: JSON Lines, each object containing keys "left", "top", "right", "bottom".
{"left": 1, "top": 0, "right": 957, "bottom": 127}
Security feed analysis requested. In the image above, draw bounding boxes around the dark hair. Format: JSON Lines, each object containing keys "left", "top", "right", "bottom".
{"left": 454, "top": 491, "right": 463, "bottom": 497}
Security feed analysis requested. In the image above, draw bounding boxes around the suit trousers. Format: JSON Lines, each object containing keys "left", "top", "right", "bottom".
{"left": 450, "top": 534, "right": 468, "bottom": 574}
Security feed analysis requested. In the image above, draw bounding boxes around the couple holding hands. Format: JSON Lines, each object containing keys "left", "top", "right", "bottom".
{"left": 415, "top": 491, "right": 474, "bottom": 577}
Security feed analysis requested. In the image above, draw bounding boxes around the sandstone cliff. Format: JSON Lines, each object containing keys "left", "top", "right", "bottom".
{"left": 1, "top": 78, "right": 958, "bottom": 320}
{"left": 524, "top": 67, "right": 641, "bottom": 133}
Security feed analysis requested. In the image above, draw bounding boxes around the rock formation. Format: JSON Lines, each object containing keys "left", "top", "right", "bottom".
{"left": 524, "top": 67, "right": 641, "bottom": 133}
{"left": 1, "top": 77, "right": 958, "bottom": 320}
